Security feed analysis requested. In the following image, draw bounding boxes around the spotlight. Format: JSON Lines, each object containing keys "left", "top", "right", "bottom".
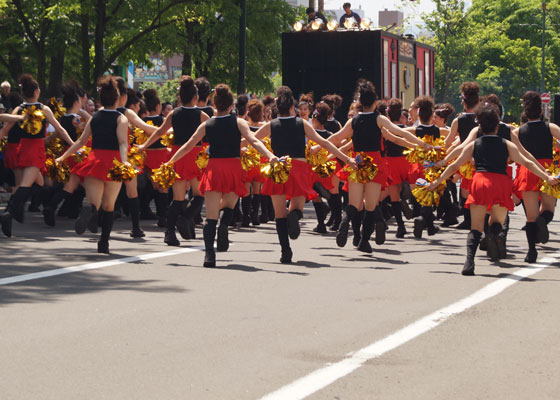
{"left": 293, "top": 20, "right": 304, "bottom": 32}
{"left": 360, "top": 18, "right": 372, "bottom": 30}
{"left": 327, "top": 20, "right": 338, "bottom": 31}
{"left": 344, "top": 16, "right": 358, "bottom": 30}
{"left": 311, "top": 18, "right": 324, "bottom": 31}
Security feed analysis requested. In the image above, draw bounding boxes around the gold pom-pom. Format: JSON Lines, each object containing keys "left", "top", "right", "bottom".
{"left": 129, "top": 127, "right": 147, "bottom": 146}
{"left": 459, "top": 162, "right": 475, "bottom": 179}
{"left": 0, "top": 138, "right": 6, "bottom": 153}
{"left": 403, "top": 147, "right": 422, "bottom": 163}
{"left": 106, "top": 159, "right": 138, "bottom": 182}
{"left": 261, "top": 156, "right": 292, "bottom": 184}
{"left": 73, "top": 146, "right": 91, "bottom": 164}
{"left": 538, "top": 163, "right": 560, "bottom": 199}
{"left": 47, "top": 97, "right": 66, "bottom": 120}
{"left": 305, "top": 140, "right": 329, "bottom": 166}
{"left": 262, "top": 137, "right": 273, "bottom": 152}
{"left": 195, "top": 146, "right": 210, "bottom": 170}
{"left": 241, "top": 146, "right": 261, "bottom": 171}
{"left": 20, "top": 105, "right": 46, "bottom": 135}
{"left": 312, "top": 160, "right": 337, "bottom": 179}
{"left": 151, "top": 162, "right": 181, "bottom": 189}
{"left": 128, "top": 146, "right": 146, "bottom": 169}
{"left": 344, "top": 152, "right": 378, "bottom": 183}
{"left": 160, "top": 132, "right": 174, "bottom": 148}
{"left": 412, "top": 179, "right": 446, "bottom": 206}
{"left": 45, "top": 158, "right": 71, "bottom": 183}
{"left": 45, "top": 137, "right": 66, "bottom": 158}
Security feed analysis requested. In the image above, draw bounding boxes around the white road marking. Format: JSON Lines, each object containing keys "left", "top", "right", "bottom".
{"left": 260, "top": 253, "right": 560, "bottom": 400}
{"left": 0, "top": 247, "right": 202, "bottom": 286}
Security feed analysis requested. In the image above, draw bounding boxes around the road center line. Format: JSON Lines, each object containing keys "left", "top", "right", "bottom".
{"left": 0, "top": 247, "right": 202, "bottom": 286}
{"left": 260, "top": 253, "right": 560, "bottom": 400}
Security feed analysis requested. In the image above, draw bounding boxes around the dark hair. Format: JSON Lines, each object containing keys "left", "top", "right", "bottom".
{"left": 138, "top": 99, "right": 147, "bottom": 118}
{"left": 482, "top": 94, "right": 503, "bottom": 118}
{"left": 179, "top": 76, "right": 198, "bottom": 104}
{"left": 194, "top": 77, "right": 211, "bottom": 101}
{"left": 520, "top": 112, "right": 529, "bottom": 124}
{"left": 475, "top": 103, "right": 500, "bottom": 134}
{"left": 162, "top": 101, "right": 172, "bottom": 110}
{"left": 297, "top": 101, "right": 311, "bottom": 110}
{"left": 276, "top": 86, "right": 294, "bottom": 115}
{"left": 125, "top": 88, "right": 140, "bottom": 108}
{"left": 343, "top": 2, "right": 351, "bottom": 8}
{"left": 236, "top": 94, "right": 249, "bottom": 116}
{"left": 357, "top": 80, "right": 377, "bottom": 107}
{"left": 143, "top": 89, "right": 160, "bottom": 112}
{"left": 115, "top": 76, "right": 127, "bottom": 97}
{"left": 387, "top": 98, "right": 403, "bottom": 122}
{"left": 434, "top": 102, "right": 455, "bottom": 123}
{"left": 522, "top": 91, "right": 542, "bottom": 120}
{"left": 299, "top": 92, "right": 314, "bottom": 106}
{"left": 312, "top": 101, "right": 331, "bottom": 126}
{"left": 247, "top": 99, "right": 264, "bottom": 122}
{"left": 262, "top": 94, "right": 276, "bottom": 107}
{"left": 459, "top": 81, "right": 479, "bottom": 109}
{"left": 214, "top": 84, "right": 234, "bottom": 112}
{"left": 61, "top": 82, "right": 79, "bottom": 109}
{"left": 413, "top": 96, "right": 434, "bottom": 124}
{"left": 306, "top": 7, "right": 315, "bottom": 14}
{"left": 7, "top": 91, "right": 23, "bottom": 109}
{"left": 321, "top": 94, "right": 342, "bottom": 112}
{"left": 68, "top": 80, "right": 85, "bottom": 98}
{"left": 18, "top": 74, "right": 39, "bottom": 99}
{"left": 98, "top": 76, "right": 119, "bottom": 107}
{"left": 376, "top": 100, "right": 388, "bottom": 117}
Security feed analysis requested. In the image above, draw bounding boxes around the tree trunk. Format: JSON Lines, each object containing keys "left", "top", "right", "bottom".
{"left": 182, "top": 18, "right": 193, "bottom": 76}
{"left": 308, "top": 0, "right": 315, "bottom": 9}
{"left": 46, "top": 47, "right": 65, "bottom": 98}
{"left": 93, "top": 0, "right": 107, "bottom": 87}
{"left": 80, "top": 11, "right": 92, "bottom": 93}
{"left": 36, "top": 44, "right": 47, "bottom": 94}
{"left": 318, "top": 0, "right": 324, "bottom": 12}
{"left": 7, "top": 47, "right": 23, "bottom": 82}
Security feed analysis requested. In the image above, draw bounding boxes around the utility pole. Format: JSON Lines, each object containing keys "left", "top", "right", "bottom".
{"left": 541, "top": 1, "right": 546, "bottom": 94}
{"left": 308, "top": 0, "right": 315, "bottom": 9}
{"left": 237, "top": 0, "right": 247, "bottom": 94}
{"left": 318, "top": 0, "right": 324, "bottom": 12}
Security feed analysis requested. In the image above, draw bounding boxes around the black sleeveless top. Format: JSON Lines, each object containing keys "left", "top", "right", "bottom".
{"left": 91, "top": 110, "right": 121, "bottom": 150}
{"left": 384, "top": 123, "right": 407, "bottom": 157}
{"left": 18, "top": 102, "right": 48, "bottom": 139}
{"left": 249, "top": 126, "right": 259, "bottom": 133}
{"left": 324, "top": 119, "right": 341, "bottom": 134}
{"left": 352, "top": 112, "right": 382, "bottom": 152}
{"left": 497, "top": 122, "right": 511, "bottom": 141}
{"left": 457, "top": 113, "right": 477, "bottom": 143}
{"left": 117, "top": 106, "right": 127, "bottom": 115}
{"left": 60, "top": 114, "right": 79, "bottom": 142}
{"left": 143, "top": 115, "right": 165, "bottom": 149}
{"left": 205, "top": 114, "right": 241, "bottom": 159}
{"left": 171, "top": 107, "right": 202, "bottom": 146}
{"left": 415, "top": 124, "right": 440, "bottom": 140}
{"left": 315, "top": 129, "right": 332, "bottom": 140}
{"left": 473, "top": 135, "right": 509, "bottom": 175}
{"left": 518, "top": 120, "right": 553, "bottom": 159}
{"left": 198, "top": 106, "right": 214, "bottom": 117}
{"left": 270, "top": 116, "right": 306, "bottom": 158}
{"left": 7, "top": 122, "right": 22, "bottom": 143}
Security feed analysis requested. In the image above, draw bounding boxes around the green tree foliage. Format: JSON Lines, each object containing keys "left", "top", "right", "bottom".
{"left": 422, "top": 0, "right": 560, "bottom": 120}
{"left": 139, "top": 79, "right": 180, "bottom": 104}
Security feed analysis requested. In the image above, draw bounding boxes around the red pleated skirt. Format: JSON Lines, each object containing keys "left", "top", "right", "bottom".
{"left": 465, "top": 171, "right": 514, "bottom": 211}
{"left": 309, "top": 167, "right": 336, "bottom": 191}
{"left": 4, "top": 142, "right": 19, "bottom": 169}
{"left": 171, "top": 145, "right": 202, "bottom": 181}
{"left": 72, "top": 149, "right": 122, "bottom": 182}
{"left": 145, "top": 148, "right": 170, "bottom": 171}
{"left": 350, "top": 151, "right": 388, "bottom": 188}
{"left": 244, "top": 165, "right": 266, "bottom": 184}
{"left": 199, "top": 158, "right": 247, "bottom": 197}
{"left": 15, "top": 138, "right": 46, "bottom": 170}
{"left": 386, "top": 156, "right": 410, "bottom": 186}
{"left": 261, "top": 159, "right": 317, "bottom": 200}
{"left": 513, "top": 158, "right": 552, "bottom": 193}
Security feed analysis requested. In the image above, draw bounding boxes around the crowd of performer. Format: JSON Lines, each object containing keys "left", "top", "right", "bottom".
{"left": 0, "top": 73, "right": 559, "bottom": 276}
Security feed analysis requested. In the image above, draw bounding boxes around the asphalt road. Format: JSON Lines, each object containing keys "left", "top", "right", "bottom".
{"left": 1, "top": 203, "right": 559, "bottom": 399}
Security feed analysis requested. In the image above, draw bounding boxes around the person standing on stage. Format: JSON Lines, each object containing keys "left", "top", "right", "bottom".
{"left": 339, "top": 2, "right": 361, "bottom": 27}
{"left": 306, "top": 7, "right": 327, "bottom": 29}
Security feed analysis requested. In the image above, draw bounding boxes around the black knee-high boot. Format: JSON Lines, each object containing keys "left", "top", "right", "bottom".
{"left": 287, "top": 209, "right": 303, "bottom": 239}
{"left": 479, "top": 214, "right": 490, "bottom": 250}
{"left": 27, "top": 183, "right": 42, "bottom": 212}
{"left": 391, "top": 201, "right": 406, "bottom": 238}
{"left": 275, "top": 218, "right": 292, "bottom": 263}
{"left": 241, "top": 195, "right": 251, "bottom": 227}
{"left": 337, "top": 204, "right": 358, "bottom": 247}
{"left": 8, "top": 186, "right": 31, "bottom": 223}
{"left": 128, "top": 197, "right": 145, "bottom": 238}
{"left": 165, "top": 200, "right": 181, "bottom": 246}
{"left": 536, "top": 210, "right": 553, "bottom": 244}
{"left": 525, "top": 222, "right": 538, "bottom": 263}
{"left": 203, "top": 219, "right": 217, "bottom": 267}
{"left": 43, "top": 190, "right": 71, "bottom": 226}
{"left": 485, "top": 222, "right": 505, "bottom": 261}
{"left": 358, "top": 210, "right": 375, "bottom": 253}
{"left": 447, "top": 179, "right": 458, "bottom": 205}
{"left": 260, "top": 195, "right": 270, "bottom": 223}
{"left": 456, "top": 196, "right": 470, "bottom": 229}
{"left": 251, "top": 194, "right": 260, "bottom": 226}
{"left": 462, "top": 230, "right": 482, "bottom": 275}
{"left": 154, "top": 192, "right": 169, "bottom": 228}
{"left": 312, "top": 201, "right": 327, "bottom": 233}
{"left": 217, "top": 207, "right": 234, "bottom": 252}
{"left": 181, "top": 195, "right": 204, "bottom": 239}
{"left": 373, "top": 206, "right": 386, "bottom": 245}
{"left": 328, "top": 193, "right": 342, "bottom": 231}
{"left": 98, "top": 210, "right": 114, "bottom": 254}
{"left": 351, "top": 209, "right": 364, "bottom": 247}
{"left": 139, "top": 185, "right": 155, "bottom": 219}
{"left": 266, "top": 195, "right": 275, "bottom": 220}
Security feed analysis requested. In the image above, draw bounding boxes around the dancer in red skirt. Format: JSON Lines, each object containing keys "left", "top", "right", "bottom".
{"left": 139, "top": 77, "right": 210, "bottom": 246}
{"left": 512, "top": 91, "right": 560, "bottom": 262}
{"left": 141, "top": 88, "right": 170, "bottom": 228}
{"left": 0, "top": 74, "right": 74, "bottom": 237}
{"left": 57, "top": 76, "right": 129, "bottom": 253}
{"left": 427, "top": 103, "right": 557, "bottom": 275}
{"left": 43, "top": 82, "right": 91, "bottom": 227}
{"left": 167, "top": 84, "right": 278, "bottom": 267}
{"left": 329, "top": 80, "right": 428, "bottom": 253}
{"left": 255, "top": 86, "right": 357, "bottom": 263}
